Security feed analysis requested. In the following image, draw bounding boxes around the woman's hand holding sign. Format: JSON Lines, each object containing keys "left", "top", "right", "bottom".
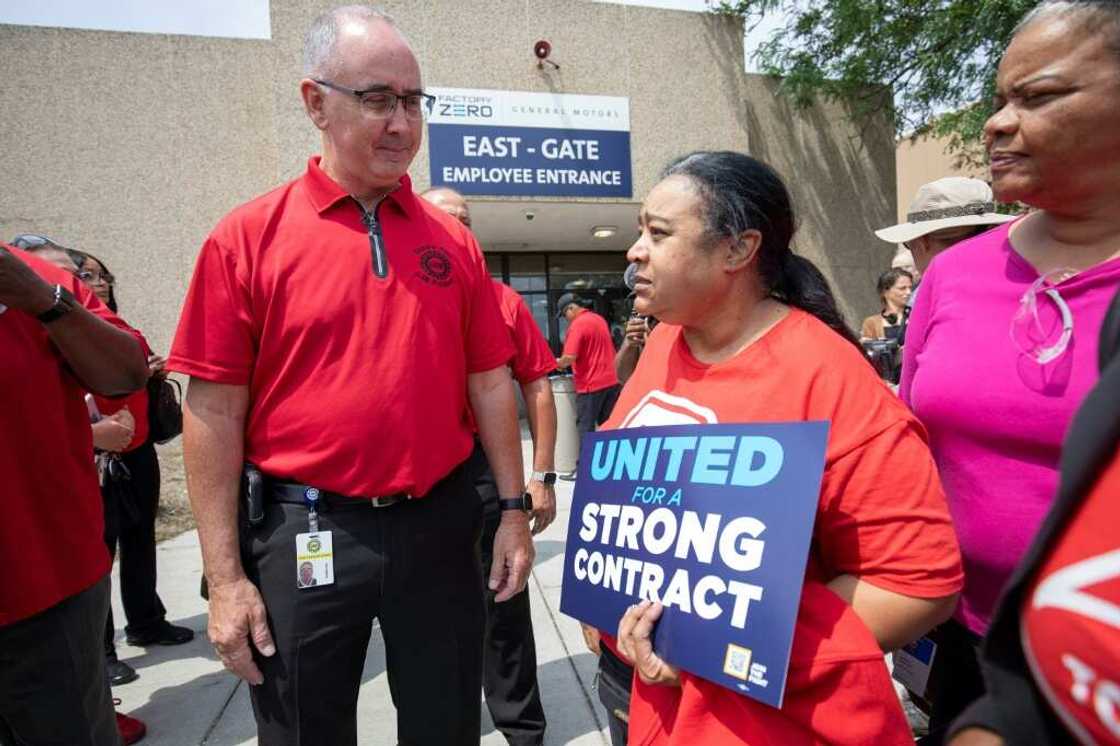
{"left": 618, "top": 600, "right": 681, "bottom": 687}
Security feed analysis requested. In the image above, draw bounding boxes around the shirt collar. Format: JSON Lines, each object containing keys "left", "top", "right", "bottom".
{"left": 302, "top": 155, "right": 421, "bottom": 220}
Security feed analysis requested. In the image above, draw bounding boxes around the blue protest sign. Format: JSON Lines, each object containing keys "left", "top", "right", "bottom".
{"left": 559, "top": 422, "right": 829, "bottom": 709}
{"left": 426, "top": 87, "right": 632, "bottom": 198}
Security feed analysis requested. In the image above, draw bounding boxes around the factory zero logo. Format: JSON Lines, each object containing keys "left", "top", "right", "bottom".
{"left": 414, "top": 245, "right": 454, "bottom": 287}
{"left": 433, "top": 94, "right": 495, "bottom": 119}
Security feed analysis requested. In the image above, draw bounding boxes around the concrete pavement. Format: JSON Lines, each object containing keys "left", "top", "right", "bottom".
{"left": 108, "top": 438, "right": 609, "bottom": 745}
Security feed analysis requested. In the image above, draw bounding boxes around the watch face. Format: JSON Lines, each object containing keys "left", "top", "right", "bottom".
{"left": 523, "top": 492, "right": 533, "bottom": 511}
{"left": 543, "top": 472, "right": 557, "bottom": 485}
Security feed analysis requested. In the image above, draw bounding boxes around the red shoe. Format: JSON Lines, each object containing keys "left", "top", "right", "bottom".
{"left": 112, "top": 700, "right": 147, "bottom": 745}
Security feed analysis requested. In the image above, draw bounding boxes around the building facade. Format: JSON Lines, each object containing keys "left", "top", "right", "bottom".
{"left": 0, "top": 1, "right": 897, "bottom": 353}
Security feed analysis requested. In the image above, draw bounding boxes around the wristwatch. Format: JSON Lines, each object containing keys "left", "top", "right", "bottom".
{"left": 530, "top": 470, "right": 557, "bottom": 486}
{"left": 37, "top": 284, "right": 77, "bottom": 324}
{"left": 498, "top": 492, "right": 533, "bottom": 513}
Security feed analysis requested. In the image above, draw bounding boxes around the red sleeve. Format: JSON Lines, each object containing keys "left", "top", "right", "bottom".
{"left": 816, "top": 419, "right": 964, "bottom": 597}
{"left": 463, "top": 234, "right": 514, "bottom": 374}
{"left": 508, "top": 293, "right": 556, "bottom": 384}
{"left": 563, "top": 315, "right": 584, "bottom": 358}
{"left": 166, "top": 235, "right": 256, "bottom": 384}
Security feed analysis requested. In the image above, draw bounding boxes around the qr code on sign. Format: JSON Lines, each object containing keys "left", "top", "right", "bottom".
{"left": 723, "top": 644, "right": 752, "bottom": 681}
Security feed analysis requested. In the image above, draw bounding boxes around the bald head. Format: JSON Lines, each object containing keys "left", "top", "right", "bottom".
{"left": 421, "top": 188, "right": 472, "bottom": 227}
{"left": 303, "top": 5, "right": 401, "bottom": 78}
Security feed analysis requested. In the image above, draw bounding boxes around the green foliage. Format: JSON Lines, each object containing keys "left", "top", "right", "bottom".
{"left": 714, "top": 0, "right": 1038, "bottom": 163}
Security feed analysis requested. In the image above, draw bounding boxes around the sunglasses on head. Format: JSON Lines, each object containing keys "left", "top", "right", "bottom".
{"left": 10, "top": 233, "right": 61, "bottom": 250}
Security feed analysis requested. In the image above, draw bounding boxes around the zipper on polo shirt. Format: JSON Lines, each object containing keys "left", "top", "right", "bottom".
{"left": 357, "top": 197, "right": 388, "bottom": 279}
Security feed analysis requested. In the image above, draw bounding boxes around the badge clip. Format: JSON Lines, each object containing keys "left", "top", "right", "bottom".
{"left": 304, "top": 487, "right": 321, "bottom": 533}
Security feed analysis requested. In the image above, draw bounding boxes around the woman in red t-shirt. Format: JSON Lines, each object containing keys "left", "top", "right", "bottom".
{"left": 601, "top": 151, "right": 964, "bottom": 745}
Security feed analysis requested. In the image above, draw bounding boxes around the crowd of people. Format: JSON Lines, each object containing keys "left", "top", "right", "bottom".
{"left": 2, "top": 1, "right": 1119, "bottom": 745}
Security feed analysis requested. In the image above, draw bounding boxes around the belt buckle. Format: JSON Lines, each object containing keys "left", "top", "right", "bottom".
{"left": 370, "top": 493, "right": 409, "bottom": 509}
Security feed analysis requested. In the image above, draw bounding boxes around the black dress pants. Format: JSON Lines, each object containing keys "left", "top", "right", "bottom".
{"left": 467, "top": 442, "right": 546, "bottom": 746}
{"left": 0, "top": 577, "right": 120, "bottom": 746}
{"left": 102, "top": 442, "right": 166, "bottom": 655}
{"left": 242, "top": 465, "right": 485, "bottom": 746}
{"left": 575, "top": 384, "right": 622, "bottom": 442}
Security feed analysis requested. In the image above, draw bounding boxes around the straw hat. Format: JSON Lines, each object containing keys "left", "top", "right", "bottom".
{"left": 876, "top": 177, "right": 1014, "bottom": 244}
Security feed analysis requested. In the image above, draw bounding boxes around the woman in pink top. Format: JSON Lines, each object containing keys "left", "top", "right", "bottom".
{"left": 900, "top": 2, "right": 1120, "bottom": 742}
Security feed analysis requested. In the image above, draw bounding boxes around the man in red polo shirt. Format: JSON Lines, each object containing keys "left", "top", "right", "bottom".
{"left": 556, "top": 293, "right": 622, "bottom": 459}
{"left": 0, "top": 244, "right": 148, "bottom": 745}
{"left": 168, "top": 8, "right": 532, "bottom": 745}
{"left": 422, "top": 186, "right": 556, "bottom": 746}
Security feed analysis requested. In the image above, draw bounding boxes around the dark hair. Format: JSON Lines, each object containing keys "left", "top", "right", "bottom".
{"left": 81, "top": 252, "right": 118, "bottom": 313}
{"left": 662, "top": 151, "right": 862, "bottom": 350}
{"left": 876, "top": 268, "right": 914, "bottom": 304}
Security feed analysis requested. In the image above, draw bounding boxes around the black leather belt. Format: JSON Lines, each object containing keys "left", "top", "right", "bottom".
{"left": 267, "top": 481, "right": 413, "bottom": 510}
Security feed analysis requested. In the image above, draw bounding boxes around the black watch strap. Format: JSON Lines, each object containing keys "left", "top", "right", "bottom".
{"left": 37, "top": 284, "right": 76, "bottom": 324}
{"left": 498, "top": 492, "right": 533, "bottom": 512}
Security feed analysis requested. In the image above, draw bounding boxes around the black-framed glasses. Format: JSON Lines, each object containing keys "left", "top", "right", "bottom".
{"left": 76, "top": 269, "right": 115, "bottom": 286}
{"left": 314, "top": 79, "right": 435, "bottom": 120}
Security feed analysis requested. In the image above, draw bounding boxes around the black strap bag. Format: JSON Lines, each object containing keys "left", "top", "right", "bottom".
{"left": 147, "top": 376, "right": 183, "bottom": 444}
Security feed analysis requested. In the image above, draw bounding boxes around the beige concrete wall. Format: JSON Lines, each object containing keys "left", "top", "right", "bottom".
{"left": 0, "top": 25, "right": 281, "bottom": 355}
{"left": 896, "top": 133, "right": 985, "bottom": 221}
{"left": 0, "top": 0, "right": 897, "bottom": 349}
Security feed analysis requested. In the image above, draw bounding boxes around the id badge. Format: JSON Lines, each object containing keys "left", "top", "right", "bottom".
{"left": 892, "top": 635, "right": 937, "bottom": 697}
{"left": 295, "top": 531, "right": 334, "bottom": 588}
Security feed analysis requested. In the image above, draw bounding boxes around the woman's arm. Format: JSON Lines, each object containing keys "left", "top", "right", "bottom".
{"left": 828, "top": 574, "right": 958, "bottom": 651}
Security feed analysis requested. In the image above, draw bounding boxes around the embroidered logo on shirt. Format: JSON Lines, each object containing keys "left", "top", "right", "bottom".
{"left": 414, "top": 246, "right": 454, "bottom": 287}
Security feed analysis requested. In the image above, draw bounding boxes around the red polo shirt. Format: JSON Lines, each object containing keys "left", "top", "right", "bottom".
{"left": 494, "top": 281, "right": 555, "bottom": 385}
{"left": 168, "top": 157, "right": 513, "bottom": 498}
{"left": 562, "top": 308, "right": 618, "bottom": 393}
{"left": 1, "top": 246, "right": 145, "bottom": 625}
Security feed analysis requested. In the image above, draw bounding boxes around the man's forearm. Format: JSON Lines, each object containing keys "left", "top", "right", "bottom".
{"left": 521, "top": 377, "right": 556, "bottom": 472}
{"left": 47, "top": 305, "right": 148, "bottom": 396}
{"left": 183, "top": 380, "right": 250, "bottom": 587}
{"left": 615, "top": 341, "right": 641, "bottom": 384}
{"left": 469, "top": 367, "right": 524, "bottom": 499}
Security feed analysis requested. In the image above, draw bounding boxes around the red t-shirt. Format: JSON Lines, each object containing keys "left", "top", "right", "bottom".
{"left": 94, "top": 328, "right": 152, "bottom": 452}
{"left": 1, "top": 247, "right": 145, "bottom": 625}
{"left": 600, "top": 309, "right": 963, "bottom": 745}
{"left": 494, "top": 280, "right": 555, "bottom": 385}
{"left": 93, "top": 386, "right": 150, "bottom": 452}
{"left": 562, "top": 308, "right": 618, "bottom": 393}
{"left": 168, "top": 157, "right": 513, "bottom": 497}
{"left": 1022, "top": 448, "right": 1120, "bottom": 745}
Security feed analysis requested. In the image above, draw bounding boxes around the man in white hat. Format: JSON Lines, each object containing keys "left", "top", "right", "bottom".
{"left": 877, "top": 177, "right": 1015, "bottom": 280}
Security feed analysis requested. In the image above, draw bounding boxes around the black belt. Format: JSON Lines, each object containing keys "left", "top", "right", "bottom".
{"left": 267, "top": 481, "right": 413, "bottom": 510}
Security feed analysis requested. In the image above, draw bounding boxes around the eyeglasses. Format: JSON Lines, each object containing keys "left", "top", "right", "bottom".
{"left": 76, "top": 269, "right": 115, "bottom": 286}
{"left": 1010, "top": 268, "right": 1076, "bottom": 365}
{"left": 313, "top": 80, "right": 435, "bottom": 120}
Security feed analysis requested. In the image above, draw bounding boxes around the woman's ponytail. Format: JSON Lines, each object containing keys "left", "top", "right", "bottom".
{"left": 773, "top": 252, "right": 862, "bottom": 350}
